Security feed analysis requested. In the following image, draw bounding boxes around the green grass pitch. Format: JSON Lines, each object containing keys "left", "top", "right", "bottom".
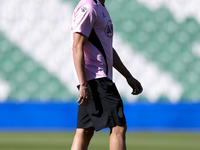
{"left": 0, "top": 132, "right": 200, "bottom": 150}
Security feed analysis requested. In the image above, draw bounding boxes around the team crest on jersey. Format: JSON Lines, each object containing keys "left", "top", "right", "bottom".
{"left": 104, "top": 20, "right": 113, "bottom": 37}
{"left": 81, "top": 7, "right": 87, "bottom": 12}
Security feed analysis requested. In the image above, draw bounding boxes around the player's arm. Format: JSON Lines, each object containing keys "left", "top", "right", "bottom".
{"left": 113, "top": 48, "right": 143, "bottom": 95}
{"left": 72, "top": 32, "right": 90, "bottom": 106}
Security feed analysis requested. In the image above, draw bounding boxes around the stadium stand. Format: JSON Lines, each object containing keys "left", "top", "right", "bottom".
{"left": 0, "top": 32, "right": 74, "bottom": 101}
{"left": 104, "top": 0, "right": 200, "bottom": 102}
{"left": 0, "top": 0, "right": 199, "bottom": 103}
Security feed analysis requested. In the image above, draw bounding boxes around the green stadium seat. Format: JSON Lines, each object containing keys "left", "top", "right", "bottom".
{"left": 167, "top": 41, "right": 182, "bottom": 55}
{"left": 181, "top": 18, "right": 200, "bottom": 35}
{"left": 1, "top": 58, "right": 16, "bottom": 75}
{"left": 11, "top": 47, "right": 25, "bottom": 63}
{"left": 164, "top": 20, "right": 179, "bottom": 34}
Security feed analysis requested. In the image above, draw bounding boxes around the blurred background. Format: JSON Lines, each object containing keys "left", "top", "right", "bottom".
{"left": 0, "top": 0, "right": 200, "bottom": 149}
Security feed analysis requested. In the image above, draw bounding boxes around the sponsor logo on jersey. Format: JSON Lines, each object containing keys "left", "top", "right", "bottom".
{"left": 104, "top": 20, "right": 113, "bottom": 37}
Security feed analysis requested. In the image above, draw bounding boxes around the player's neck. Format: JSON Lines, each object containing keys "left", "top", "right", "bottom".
{"left": 98, "top": 0, "right": 105, "bottom": 6}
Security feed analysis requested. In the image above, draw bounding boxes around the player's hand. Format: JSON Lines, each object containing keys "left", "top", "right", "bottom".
{"left": 126, "top": 76, "right": 143, "bottom": 95}
{"left": 77, "top": 86, "right": 91, "bottom": 107}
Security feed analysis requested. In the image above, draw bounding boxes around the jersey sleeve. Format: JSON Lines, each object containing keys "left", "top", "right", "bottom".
{"left": 73, "top": 4, "right": 97, "bottom": 37}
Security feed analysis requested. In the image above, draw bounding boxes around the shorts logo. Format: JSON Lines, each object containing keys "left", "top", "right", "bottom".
{"left": 81, "top": 7, "right": 87, "bottom": 12}
{"left": 104, "top": 20, "right": 113, "bottom": 38}
{"left": 118, "top": 107, "right": 123, "bottom": 118}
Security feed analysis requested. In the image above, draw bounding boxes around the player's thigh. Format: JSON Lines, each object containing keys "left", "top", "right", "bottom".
{"left": 76, "top": 127, "right": 95, "bottom": 138}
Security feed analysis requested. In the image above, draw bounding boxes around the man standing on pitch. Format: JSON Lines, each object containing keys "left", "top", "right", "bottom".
{"left": 71, "top": 0, "right": 143, "bottom": 149}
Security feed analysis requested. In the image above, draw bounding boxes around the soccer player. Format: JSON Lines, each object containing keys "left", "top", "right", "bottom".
{"left": 71, "top": 0, "right": 143, "bottom": 150}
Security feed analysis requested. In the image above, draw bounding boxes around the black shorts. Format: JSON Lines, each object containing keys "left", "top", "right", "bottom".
{"left": 77, "top": 77, "right": 126, "bottom": 131}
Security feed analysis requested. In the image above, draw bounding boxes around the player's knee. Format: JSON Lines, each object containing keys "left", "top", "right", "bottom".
{"left": 110, "top": 125, "right": 127, "bottom": 138}
{"left": 76, "top": 127, "right": 94, "bottom": 140}
{"left": 84, "top": 127, "right": 94, "bottom": 139}
{"left": 76, "top": 128, "right": 94, "bottom": 140}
